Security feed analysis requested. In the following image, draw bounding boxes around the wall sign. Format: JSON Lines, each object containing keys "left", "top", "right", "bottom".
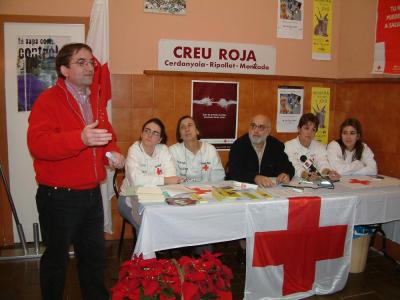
{"left": 158, "top": 39, "right": 276, "bottom": 75}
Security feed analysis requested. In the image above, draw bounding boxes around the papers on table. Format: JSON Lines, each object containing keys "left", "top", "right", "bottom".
{"left": 161, "top": 184, "right": 194, "bottom": 197}
{"left": 126, "top": 186, "right": 166, "bottom": 203}
{"left": 127, "top": 180, "right": 278, "bottom": 204}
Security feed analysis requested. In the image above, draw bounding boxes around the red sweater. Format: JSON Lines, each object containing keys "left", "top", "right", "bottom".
{"left": 27, "top": 78, "right": 120, "bottom": 189}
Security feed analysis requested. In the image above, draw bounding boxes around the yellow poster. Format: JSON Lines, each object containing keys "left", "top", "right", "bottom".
{"left": 311, "top": 87, "right": 330, "bottom": 144}
{"left": 312, "top": 0, "right": 332, "bottom": 60}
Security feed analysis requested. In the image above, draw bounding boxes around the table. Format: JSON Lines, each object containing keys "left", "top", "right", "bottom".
{"left": 133, "top": 176, "right": 400, "bottom": 259}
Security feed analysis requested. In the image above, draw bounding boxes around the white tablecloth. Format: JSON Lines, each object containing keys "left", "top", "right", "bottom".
{"left": 133, "top": 176, "right": 400, "bottom": 259}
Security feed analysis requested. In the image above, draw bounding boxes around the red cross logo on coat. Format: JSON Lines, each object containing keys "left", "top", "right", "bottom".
{"left": 202, "top": 163, "right": 209, "bottom": 171}
{"left": 252, "top": 196, "right": 348, "bottom": 296}
{"left": 156, "top": 167, "right": 162, "bottom": 175}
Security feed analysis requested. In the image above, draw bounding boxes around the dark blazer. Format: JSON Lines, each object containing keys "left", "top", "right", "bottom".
{"left": 226, "top": 133, "right": 294, "bottom": 184}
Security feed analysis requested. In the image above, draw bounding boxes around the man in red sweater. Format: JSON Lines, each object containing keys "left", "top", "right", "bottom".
{"left": 27, "top": 43, "right": 124, "bottom": 300}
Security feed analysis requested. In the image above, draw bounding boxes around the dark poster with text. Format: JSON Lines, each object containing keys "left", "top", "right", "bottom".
{"left": 191, "top": 81, "right": 238, "bottom": 149}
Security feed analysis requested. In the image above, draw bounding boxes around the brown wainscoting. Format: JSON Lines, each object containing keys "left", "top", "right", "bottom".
{"left": 107, "top": 72, "right": 400, "bottom": 241}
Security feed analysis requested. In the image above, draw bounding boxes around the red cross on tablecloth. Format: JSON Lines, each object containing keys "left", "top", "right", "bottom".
{"left": 349, "top": 178, "right": 371, "bottom": 185}
{"left": 156, "top": 167, "right": 162, "bottom": 175}
{"left": 252, "top": 196, "right": 348, "bottom": 296}
{"left": 202, "top": 164, "right": 209, "bottom": 171}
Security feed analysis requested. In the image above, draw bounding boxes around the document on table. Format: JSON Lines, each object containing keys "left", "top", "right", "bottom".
{"left": 161, "top": 184, "right": 194, "bottom": 197}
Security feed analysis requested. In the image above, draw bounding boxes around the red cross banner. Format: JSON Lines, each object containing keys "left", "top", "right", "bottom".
{"left": 244, "top": 196, "right": 357, "bottom": 299}
{"left": 86, "top": 0, "right": 114, "bottom": 234}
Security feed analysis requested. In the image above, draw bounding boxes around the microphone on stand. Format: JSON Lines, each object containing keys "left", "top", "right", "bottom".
{"left": 300, "top": 155, "right": 320, "bottom": 176}
{"left": 300, "top": 155, "right": 335, "bottom": 188}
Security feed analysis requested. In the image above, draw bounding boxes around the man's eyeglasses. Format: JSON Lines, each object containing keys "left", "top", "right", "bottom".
{"left": 250, "top": 123, "right": 268, "bottom": 131}
{"left": 143, "top": 127, "right": 161, "bottom": 137}
{"left": 70, "top": 59, "right": 97, "bottom": 68}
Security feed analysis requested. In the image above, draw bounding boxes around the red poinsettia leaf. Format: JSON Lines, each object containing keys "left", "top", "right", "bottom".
{"left": 182, "top": 281, "right": 200, "bottom": 300}
{"left": 110, "top": 289, "right": 126, "bottom": 300}
{"left": 222, "top": 266, "right": 233, "bottom": 279}
{"left": 142, "top": 279, "right": 161, "bottom": 296}
{"left": 216, "top": 277, "right": 226, "bottom": 290}
{"left": 160, "top": 294, "right": 176, "bottom": 300}
{"left": 216, "top": 290, "right": 232, "bottom": 300}
{"left": 179, "top": 256, "right": 193, "bottom": 265}
{"left": 169, "top": 280, "right": 182, "bottom": 294}
{"left": 190, "top": 271, "right": 207, "bottom": 281}
{"left": 127, "top": 288, "right": 140, "bottom": 299}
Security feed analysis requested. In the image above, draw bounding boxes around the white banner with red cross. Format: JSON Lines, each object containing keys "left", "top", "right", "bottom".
{"left": 244, "top": 196, "right": 357, "bottom": 299}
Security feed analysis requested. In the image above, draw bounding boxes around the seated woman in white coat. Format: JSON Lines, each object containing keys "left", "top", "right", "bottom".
{"left": 169, "top": 115, "right": 225, "bottom": 183}
{"left": 169, "top": 115, "right": 225, "bottom": 255}
{"left": 327, "top": 118, "right": 377, "bottom": 175}
{"left": 284, "top": 113, "right": 340, "bottom": 181}
{"left": 118, "top": 118, "right": 182, "bottom": 231}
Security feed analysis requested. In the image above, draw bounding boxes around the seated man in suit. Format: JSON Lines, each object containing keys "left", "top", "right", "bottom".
{"left": 226, "top": 114, "right": 294, "bottom": 187}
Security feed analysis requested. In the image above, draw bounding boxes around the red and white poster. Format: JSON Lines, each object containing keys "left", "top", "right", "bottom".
{"left": 191, "top": 81, "right": 238, "bottom": 150}
{"left": 373, "top": 0, "right": 400, "bottom": 74}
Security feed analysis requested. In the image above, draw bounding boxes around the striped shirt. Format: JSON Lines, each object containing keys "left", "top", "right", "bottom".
{"left": 65, "top": 80, "right": 93, "bottom": 125}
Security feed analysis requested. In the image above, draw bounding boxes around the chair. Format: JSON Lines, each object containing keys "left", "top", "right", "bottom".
{"left": 112, "top": 169, "right": 137, "bottom": 259}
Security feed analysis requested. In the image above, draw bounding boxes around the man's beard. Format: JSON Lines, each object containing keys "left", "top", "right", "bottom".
{"left": 249, "top": 134, "right": 267, "bottom": 145}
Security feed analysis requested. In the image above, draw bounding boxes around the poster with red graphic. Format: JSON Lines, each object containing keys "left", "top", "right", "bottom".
{"left": 191, "top": 81, "right": 238, "bottom": 150}
{"left": 373, "top": 0, "right": 400, "bottom": 74}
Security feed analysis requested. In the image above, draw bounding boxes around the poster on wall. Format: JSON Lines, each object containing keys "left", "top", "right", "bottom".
{"left": 158, "top": 39, "right": 276, "bottom": 75}
{"left": 311, "top": 87, "right": 330, "bottom": 144}
{"left": 276, "top": 86, "right": 304, "bottom": 132}
{"left": 312, "top": 0, "right": 332, "bottom": 60}
{"left": 372, "top": 0, "right": 400, "bottom": 75}
{"left": 17, "top": 35, "right": 70, "bottom": 111}
{"left": 191, "top": 81, "right": 238, "bottom": 150}
{"left": 144, "top": 0, "right": 186, "bottom": 15}
{"left": 277, "top": 0, "right": 304, "bottom": 39}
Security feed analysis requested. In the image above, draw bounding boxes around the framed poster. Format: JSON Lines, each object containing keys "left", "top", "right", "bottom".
{"left": 191, "top": 80, "right": 239, "bottom": 150}
{"left": 17, "top": 35, "right": 71, "bottom": 111}
{"left": 276, "top": 86, "right": 304, "bottom": 132}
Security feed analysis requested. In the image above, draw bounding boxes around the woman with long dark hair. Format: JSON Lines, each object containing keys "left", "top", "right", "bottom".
{"left": 327, "top": 118, "right": 377, "bottom": 175}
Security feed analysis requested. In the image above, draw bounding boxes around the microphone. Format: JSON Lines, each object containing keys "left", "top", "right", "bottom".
{"left": 300, "top": 155, "right": 318, "bottom": 174}
{"left": 299, "top": 155, "right": 335, "bottom": 188}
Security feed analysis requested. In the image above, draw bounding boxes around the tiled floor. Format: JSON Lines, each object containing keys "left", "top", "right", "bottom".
{"left": 0, "top": 240, "right": 399, "bottom": 299}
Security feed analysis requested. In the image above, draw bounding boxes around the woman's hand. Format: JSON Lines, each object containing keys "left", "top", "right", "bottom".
{"left": 327, "top": 170, "right": 341, "bottom": 181}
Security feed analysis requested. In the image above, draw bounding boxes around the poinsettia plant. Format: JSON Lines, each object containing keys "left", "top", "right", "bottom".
{"left": 179, "top": 251, "right": 233, "bottom": 300}
{"left": 111, "top": 255, "right": 181, "bottom": 300}
{"left": 111, "top": 251, "right": 233, "bottom": 300}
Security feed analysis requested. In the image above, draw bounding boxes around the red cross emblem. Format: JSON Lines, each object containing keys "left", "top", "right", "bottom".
{"left": 156, "top": 167, "right": 162, "bottom": 175}
{"left": 252, "top": 196, "right": 348, "bottom": 296}
{"left": 349, "top": 178, "right": 370, "bottom": 185}
{"left": 189, "top": 187, "right": 212, "bottom": 195}
{"left": 202, "top": 164, "right": 209, "bottom": 171}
